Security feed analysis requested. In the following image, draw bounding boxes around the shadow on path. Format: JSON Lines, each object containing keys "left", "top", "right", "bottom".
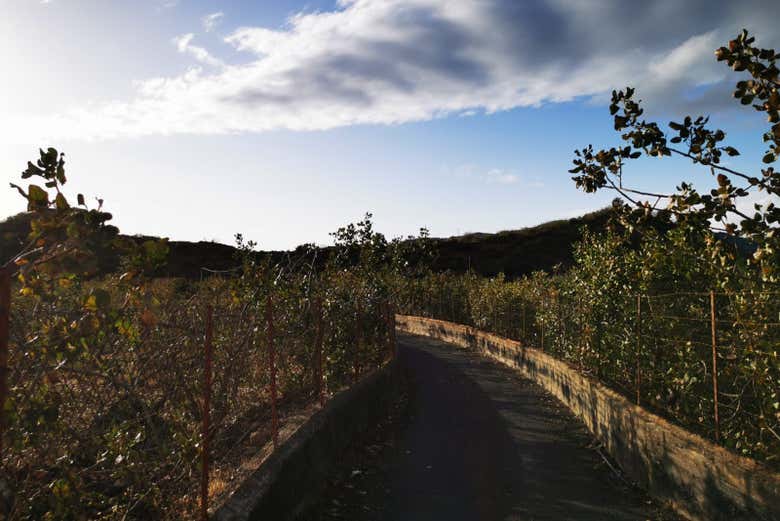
{"left": 306, "top": 333, "right": 676, "bottom": 521}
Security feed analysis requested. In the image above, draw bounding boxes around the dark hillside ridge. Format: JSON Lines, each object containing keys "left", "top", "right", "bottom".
{"left": 1, "top": 208, "right": 614, "bottom": 279}
{"left": 0, "top": 212, "right": 283, "bottom": 278}
{"left": 430, "top": 207, "right": 613, "bottom": 277}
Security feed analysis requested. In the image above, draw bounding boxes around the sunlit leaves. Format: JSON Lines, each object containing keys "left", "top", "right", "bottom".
{"left": 569, "top": 29, "right": 780, "bottom": 282}
{"left": 27, "top": 184, "right": 49, "bottom": 208}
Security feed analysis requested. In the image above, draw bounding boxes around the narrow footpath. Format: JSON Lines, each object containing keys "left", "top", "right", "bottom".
{"left": 305, "top": 333, "right": 677, "bottom": 521}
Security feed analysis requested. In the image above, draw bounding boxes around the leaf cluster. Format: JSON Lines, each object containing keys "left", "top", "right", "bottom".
{"left": 569, "top": 29, "right": 780, "bottom": 281}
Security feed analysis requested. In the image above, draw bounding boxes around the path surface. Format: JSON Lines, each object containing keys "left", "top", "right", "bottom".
{"left": 306, "top": 333, "right": 675, "bottom": 521}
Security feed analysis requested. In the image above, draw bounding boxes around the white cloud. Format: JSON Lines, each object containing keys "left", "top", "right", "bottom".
{"left": 8, "top": 0, "right": 779, "bottom": 142}
{"left": 485, "top": 168, "right": 519, "bottom": 184}
{"left": 172, "top": 33, "right": 224, "bottom": 68}
{"left": 202, "top": 12, "right": 224, "bottom": 32}
{"left": 449, "top": 165, "right": 521, "bottom": 185}
{"left": 732, "top": 190, "right": 780, "bottom": 221}
{"left": 649, "top": 32, "right": 723, "bottom": 86}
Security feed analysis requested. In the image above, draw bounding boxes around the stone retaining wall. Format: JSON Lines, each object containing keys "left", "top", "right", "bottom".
{"left": 214, "top": 361, "right": 401, "bottom": 521}
{"left": 396, "top": 314, "right": 780, "bottom": 521}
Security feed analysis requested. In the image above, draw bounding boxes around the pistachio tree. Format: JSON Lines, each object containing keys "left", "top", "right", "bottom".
{"left": 569, "top": 29, "right": 779, "bottom": 281}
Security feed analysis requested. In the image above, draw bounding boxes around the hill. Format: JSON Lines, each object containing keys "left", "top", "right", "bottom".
{"left": 1, "top": 207, "right": 615, "bottom": 279}
{"left": 429, "top": 207, "right": 613, "bottom": 277}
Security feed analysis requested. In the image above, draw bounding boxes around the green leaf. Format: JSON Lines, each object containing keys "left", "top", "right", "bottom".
{"left": 27, "top": 184, "right": 48, "bottom": 208}
{"left": 55, "top": 193, "right": 69, "bottom": 210}
{"left": 84, "top": 289, "right": 111, "bottom": 311}
{"left": 22, "top": 162, "right": 44, "bottom": 179}
{"left": 56, "top": 163, "right": 66, "bottom": 184}
{"left": 44, "top": 147, "right": 58, "bottom": 163}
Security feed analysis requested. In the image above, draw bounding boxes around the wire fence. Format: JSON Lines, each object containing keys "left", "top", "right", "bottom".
{"left": 396, "top": 276, "right": 780, "bottom": 466}
{"left": 0, "top": 271, "right": 396, "bottom": 520}
{"left": 1, "top": 265, "right": 777, "bottom": 519}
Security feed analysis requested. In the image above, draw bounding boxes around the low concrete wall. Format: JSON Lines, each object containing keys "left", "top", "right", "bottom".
{"left": 396, "top": 315, "right": 780, "bottom": 521}
{"left": 214, "top": 361, "right": 401, "bottom": 521}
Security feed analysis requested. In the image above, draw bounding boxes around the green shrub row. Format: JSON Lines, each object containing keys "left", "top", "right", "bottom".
{"left": 393, "top": 226, "right": 779, "bottom": 466}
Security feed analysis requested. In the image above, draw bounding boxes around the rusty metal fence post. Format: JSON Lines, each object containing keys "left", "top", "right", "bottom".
{"left": 353, "top": 300, "right": 362, "bottom": 384}
{"left": 390, "top": 302, "right": 397, "bottom": 359}
{"left": 540, "top": 293, "right": 545, "bottom": 352}
{"left": 521, "top": 302, "right": 526, "bottom": 342}
{"left": 557, "top": 291, "right": 564, "bottom": 354}
{"left": 201, "top": 304, "right": 213, "bottom": 521}
{"left": 0, "top": 269, "right": 10, "bottom": 464}
{"left": 710, "top": 290, "right": 720, "bottom": 443}
{"left": 266, "top": 295, "right": 278, "bottom": 448}
{"left": 635, "top": 294, "right": 642, "bottom": 406}
{"left": 314, "top": 298, "right": 325, "bottom": 407}
{"left": 386, "top": 301, "right": 392, "bottom": 359}
{"left": 577, "top": 296, "right": 584, "bottom": 370}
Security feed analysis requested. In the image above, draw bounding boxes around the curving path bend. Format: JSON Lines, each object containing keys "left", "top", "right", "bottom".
{"left": 307, "top": 332, "right": 675, "bottom": 521}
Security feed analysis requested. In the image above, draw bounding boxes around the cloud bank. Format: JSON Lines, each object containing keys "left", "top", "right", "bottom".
{"left": 14, "top": 0, "right": 780, "bottom": 141}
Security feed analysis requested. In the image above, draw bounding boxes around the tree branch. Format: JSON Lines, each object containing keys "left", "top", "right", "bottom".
{"left": 669, "top": 147, "right": 756, "bottom": 184}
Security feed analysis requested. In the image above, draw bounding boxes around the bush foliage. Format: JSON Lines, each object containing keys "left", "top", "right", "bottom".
{"left": 0, "top": 159, "right": 430, "bottom": 519}
{"left": 398, "top": 29, "right": 780, "bottom": 466}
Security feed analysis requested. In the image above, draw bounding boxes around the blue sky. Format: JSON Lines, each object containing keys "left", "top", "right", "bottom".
{"left": 1, "top": 0, "right": 778, "bottom": 249}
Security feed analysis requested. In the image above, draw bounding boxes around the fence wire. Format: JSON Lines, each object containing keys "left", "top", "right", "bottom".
{"left": 1, "top": 278, "right": 395, "bottom": 520}
{"left": 397, "top": 275, "right": 779, "bottom": 467}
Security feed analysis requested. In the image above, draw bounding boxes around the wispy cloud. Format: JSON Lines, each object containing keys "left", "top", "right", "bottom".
{"left": 485, "top": 169, "right": 519, "bottom": 185}
{"left": 447, "top": 164, "right": 520, "bottom": 185}
{"left": 202, "top": 12, "right": 224, "bottom": 32}
{"left": 172, "top": 33, "right": 224, "bottom": 68}
{"left": 154, "top": 1, "right": 180, "bottom": 14}
{"left": 10, "top": 0, "right": 779, "bottom": 141}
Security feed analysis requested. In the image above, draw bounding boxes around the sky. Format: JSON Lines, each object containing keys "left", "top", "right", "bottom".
{"left": 1, "top": 0, "right": 779, "bottom": 250}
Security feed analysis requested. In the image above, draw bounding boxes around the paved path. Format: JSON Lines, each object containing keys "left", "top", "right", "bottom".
{"left": 308, "top": 333, "right": 674, "bottom": 521}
